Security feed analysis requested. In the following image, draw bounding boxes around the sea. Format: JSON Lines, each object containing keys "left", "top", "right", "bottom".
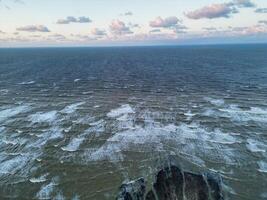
{"left": 0, "top": 44, "right": 266, "bottom": 199}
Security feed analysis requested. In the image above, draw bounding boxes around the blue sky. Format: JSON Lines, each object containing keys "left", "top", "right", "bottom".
{"left": 0, "top": 0, "right": 267, "bottom": 47}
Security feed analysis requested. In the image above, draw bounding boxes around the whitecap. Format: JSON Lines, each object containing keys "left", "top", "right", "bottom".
{"left": 204, "top": 97, "right": 225, "bottom": 106}
{"left": 74, "top": 79, "right": 81, "bottom": 83}
{"left": 60, "top": 102, "right": 85, "bottom": 114}
{"left": 207, "top": 129, "right": 238, "bottom": 145}
{"left": 19, "top": 81, "right": 35, "bottom": 85}
{"left": 36, "top": 181, "right": 56, "bottom": 200}
{"left": 82, "top": 119, "right": 238, "bottom": 165}
{"left": 219, "top": 105, "right": 267, "bottom": 123}
{"left": 258, "top": 161, "right": 267, "bottom": 173}
{"left": 61, "top": 137, "right": 85, "bottom": 152}
{"left": 29, "top": 111, "right": 58, "bottom": 124}
{"left": 246, "top": 139, "right": 266, "bottom": 153}
{"left": 0, "top": 155, "right": 30, "bottom": 175}
{"left": 0, "top": 127, "right": 5, "bottom": 132}
{"left": 107, "top": 104, "right": 135, "bottom": 118}
{"left": 0, "top": 105, "right": 31, "bottom": 123}
{"left": 184, "top": 110, "right": 196, "bottom": 120}
{"left": 30, "top": 174, "right": 48, "bottom": 183}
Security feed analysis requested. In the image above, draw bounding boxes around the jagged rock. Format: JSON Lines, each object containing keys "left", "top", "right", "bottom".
{"left": 117, "top": 160, "right": 224, "bottom": 200}
{"left": 117, "top": 178, "right": 146, "bottom": 200}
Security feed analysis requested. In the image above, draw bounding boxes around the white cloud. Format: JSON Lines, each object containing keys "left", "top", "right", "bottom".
{"left": 150, "top": 16, "right": 179, "bottom": 28}
{"left": 185, "top": 3, "right": 237, "bottom": 19}
{"left": 110, "top": 20, "right": 133, "bottom": 35}
{"left": 91, "top": 28, "right": 106, "bottom": 36}
{"left": 185, "top": 0, "right": 255, "bottom": 20}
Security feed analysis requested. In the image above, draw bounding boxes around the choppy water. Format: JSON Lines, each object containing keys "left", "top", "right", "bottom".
{"left": 0, "top": 45, "right": 267, "bottom": 200}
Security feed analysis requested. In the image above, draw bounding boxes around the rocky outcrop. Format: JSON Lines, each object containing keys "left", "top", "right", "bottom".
{"left": 117, "top": 160, "right": 224, "bottom": 200}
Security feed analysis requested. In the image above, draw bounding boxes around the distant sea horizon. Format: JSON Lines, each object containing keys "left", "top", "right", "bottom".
{"left": 1, "top": 41, "right": 267, "bottom": 49}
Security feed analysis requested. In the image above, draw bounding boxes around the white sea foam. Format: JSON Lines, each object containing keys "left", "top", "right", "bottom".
{"left": 81, "top": 119, "right": 105, "bottom": 137}
{"left": 257, "top": 161, "right": 267, "bottom": 173}
{"left": 29, "top": 111, "right": 58, "bottom": 124}
{"left": 36, "top": 181, "right": 56, "bottom": 200}
{"left": 0, "top": 127, "right": 5, "bottom": 132}
{"left": 220, "top": 105, "right": 267, "bottom": 123}
{"left": 60, "top": 102, "right": 85, "bottom": 114}
{"left": 19, "top": 81, "right": 35, "bottom": 85}
{"left": 205, "top": 129, "right": 238, "bottom": 145}
{"left": 204, "top": 97, "right": 225, "bottom": 106}
{"left": 42, "top": 126, "right": 63, "bottom": 141}
{"left": 61, "top": 137, "right": 85, "bottom": 152}
{"left": 184, "top": 110, "right": 196, "bottom": 120}
{"left": 246, "top": 139, "right": 266, "bottom": 153}
{"left": 83, "top": 117, "right": 238, "bottom": 165}
{"left": 107, "top": 104, "right": 135, "bottom": 118}
{"left": 0, "top": 105, "right": 31, "bottom": 122}
{"left": 74, "top": 79, "right": 81, "bottom": 83}
{"left": 0, "top": 154, "right": 31, "bottom": 175}
{"left": 30, "top": 174, "right": 48, "bottom": 183}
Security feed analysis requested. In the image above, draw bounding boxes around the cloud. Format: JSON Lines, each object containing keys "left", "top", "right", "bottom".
{"left": 149, "top": 16, "right": 187, "bottom": 34}
{"left": 255, "top": 8, "right": 267, "bottom": 13}
{"left": 110, "top": 20, "right": 133, "bottom": 35}
{"left": 16, "top": 25, "right": 50, "bottom": 32}
{"left": 128, "top": 23, "right": 140, "bottom": 28}
{"left": 185, "top": 0, "right": 255, "bottom": 20}
{"left": 185, "top": 3, "right": 238, "bottom": 19}
{"left": 91, "top": 28, "right": 106, "bottom": 36}
{"left": 259, "top": 20, "right": 267, "bottom": 25}
{"left": 48, "top": 34, "right": 66, "bottom": 40}
{"left": 203, "top": 27, "right": 218, "bottom": 31}
{"left": 0, "top": 30, "right": 5, "bottom": 34}
{"left": 150, "top": 29, "right": 161, "bottom": 33}
{"left": 231, "top": 0, "right": 255, "bottom": 8}
{"left": 150, "top": 16, "right": 179, "bottom": 28}
{"left": 123, "top": 11, "right": 133, "bottom": 16}
{"left": 230, "top": 25, "right": 267, "bottom": 35}
{"left": 57, "top": 16, "right": 92, "bottom": 24}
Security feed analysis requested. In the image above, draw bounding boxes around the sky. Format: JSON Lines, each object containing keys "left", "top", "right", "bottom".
{"left": 0, "top": 0, "right": 267, "bottom": 47}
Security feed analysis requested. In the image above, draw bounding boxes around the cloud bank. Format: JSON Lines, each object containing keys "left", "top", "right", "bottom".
{"left": 16, "top": 25, "right": 50, "bottom": 32}
{"left": 185, "top": 0, "right": 255, "bottom": 19}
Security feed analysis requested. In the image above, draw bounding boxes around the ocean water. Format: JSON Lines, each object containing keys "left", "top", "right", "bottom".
{"left": 0, "top": 45, "right": 266, "bottom": 199}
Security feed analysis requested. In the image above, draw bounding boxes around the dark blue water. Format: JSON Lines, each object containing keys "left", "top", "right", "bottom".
{"left": 0, "top": 45, "right": 267, "bottom": 199}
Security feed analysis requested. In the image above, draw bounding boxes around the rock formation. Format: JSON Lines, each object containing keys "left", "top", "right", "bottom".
{"left": 117, "top": 159, "right": 224, "bottom": 200}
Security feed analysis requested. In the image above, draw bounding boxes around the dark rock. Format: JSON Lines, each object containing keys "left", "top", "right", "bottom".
{"left": 117, "top": 178, "right": 146, "bottom": 200}
{"left": 117, "top": 160, "right": 224, "bottom": 200}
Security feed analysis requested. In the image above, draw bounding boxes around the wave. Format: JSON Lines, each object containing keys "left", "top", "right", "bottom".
{"left": 0, "top": 105, "right": 31, "bottom": 123}
{"left": 246, "top": 139, "right": 266, "bottom": 153}
{"left": 60, "top": 102, "right": 85, "bottom": 114}
{"left": 30, "top": 174, "right": 48, "bottom": 183}
{"left": 61, "top": 137, "right": 85, "bottom": 152}
{"left": 107, "top": 104, "right": 135, "bottom": 118}
{"left": 258, "top": 161, "right": 267, "bottom": 173}
{"left": 29, "top": 111, "right": 58, "bottom": 124}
